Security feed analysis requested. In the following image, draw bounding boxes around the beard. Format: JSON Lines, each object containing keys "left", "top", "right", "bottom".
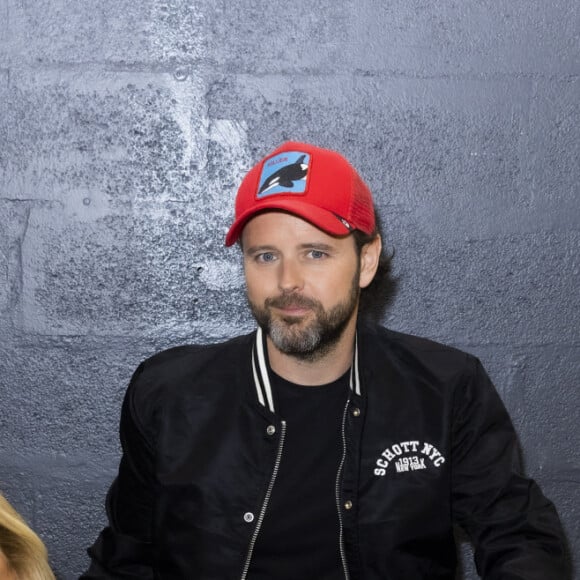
{"left": 248, "top": 273, "right": 360, "bottom": 362}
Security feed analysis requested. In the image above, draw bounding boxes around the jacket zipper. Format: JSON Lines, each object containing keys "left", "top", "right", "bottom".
{"left": 335, "top": 398, "right": 351, "bottom": 580}
{"left": 240, "top": 420, "right": 287, "bottom": 580}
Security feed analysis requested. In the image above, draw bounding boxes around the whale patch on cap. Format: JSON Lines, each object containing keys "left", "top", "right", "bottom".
{"left": 256, "top": 151, "right": 310, "bottom": 199}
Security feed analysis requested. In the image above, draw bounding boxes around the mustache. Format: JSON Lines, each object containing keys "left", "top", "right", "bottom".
{"left": 265, "top": 294, "right": 320, "bottom": 310}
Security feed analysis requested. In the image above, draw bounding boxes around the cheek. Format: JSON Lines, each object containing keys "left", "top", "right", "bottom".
{"left": 313, "top": 273, "right": 356, "bottom": 302}
{"left": 244, "top": 269, "right": 273, "bottom": 299}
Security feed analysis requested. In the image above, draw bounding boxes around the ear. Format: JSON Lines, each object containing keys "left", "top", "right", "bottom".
{"left": 359, "top": 235, "right": 382, "bottom": 289}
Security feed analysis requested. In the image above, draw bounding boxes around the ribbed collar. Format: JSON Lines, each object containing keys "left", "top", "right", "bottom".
{"left": 251, "top": 326, "right": 361, "bottom": 413}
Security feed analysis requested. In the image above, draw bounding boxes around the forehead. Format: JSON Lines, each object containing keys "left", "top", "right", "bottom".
{"left": 241, "top": 211, "right": 350, "bottom": 247}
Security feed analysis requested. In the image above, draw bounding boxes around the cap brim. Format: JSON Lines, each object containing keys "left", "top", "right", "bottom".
{"left": 225, "top": 199, "right": 351, "bottom": 246}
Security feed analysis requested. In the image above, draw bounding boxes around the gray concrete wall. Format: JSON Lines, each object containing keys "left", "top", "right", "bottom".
{"left": 0, "top": 1, "right": 578, "bottom": 578}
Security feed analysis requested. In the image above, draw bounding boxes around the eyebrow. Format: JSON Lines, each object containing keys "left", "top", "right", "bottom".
{"left": 244, "top": 242, "right": 337, "bottom": 255}
{"left": 243, "top": 244, "right": 277, "bottom": 255}
{"left": 297, "top": 243, "right": 335, "bottom": 252}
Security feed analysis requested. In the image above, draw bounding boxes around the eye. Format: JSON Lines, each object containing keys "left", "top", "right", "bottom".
{"left": 256, "top": 252, "right": 277, "bottom": 263}
{"left": 307, "top": 249, "right": 328, "bottom": 260}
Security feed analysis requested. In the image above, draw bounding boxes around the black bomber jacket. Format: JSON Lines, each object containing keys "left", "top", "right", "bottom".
{"left": 82, "top": 324, "right": 567, "bottom": 579}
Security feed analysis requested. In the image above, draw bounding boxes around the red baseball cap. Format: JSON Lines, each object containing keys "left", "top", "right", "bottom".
{"left": 225, "top": 141, "right": 376, "bottom": 246}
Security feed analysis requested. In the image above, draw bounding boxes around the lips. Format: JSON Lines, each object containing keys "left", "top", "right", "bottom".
{"left": 276, "top": 306, "right": 311, "bottom": 317}
{"left": 265, "top": 294, "right": 320, "bottom": 318}
{"left": 273, "top": 304, "right": 313, "bottom": 319}
{"left": 266, "top": 294, "right": 317, "bottom": 310}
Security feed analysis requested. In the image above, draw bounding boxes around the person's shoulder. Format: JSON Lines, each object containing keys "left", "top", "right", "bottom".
{"left": 121, "top": 332, "right": 256, "bottom": 429}
{"left": 139, "top": 332, "right": 254, "bottom": 379}
{"left": 362, "top": 323, "right": 467, "bottom": 354}
{"left": 360, "top": 323, "right": 476, "bottom": 377}
{"left": 119, "top": 333, "right": 255, "bottom": 440}
{"left": 126, "top": 332, "right": 254, "bottom": 403}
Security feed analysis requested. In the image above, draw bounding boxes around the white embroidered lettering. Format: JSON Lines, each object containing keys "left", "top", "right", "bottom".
{"left": 394, "top": 456, "right": 427, "bottom": 473}
{"left": 382, "top": 449, "right": 395, "bottom": 462}
{"left": 429, "top": 448, "right": 441, "bottom": 462}
{"left": 395, "top": 459, "right": 408, "bottom": 472}
{"left": 373, "top": 440, "right": 446, "bottom": 476}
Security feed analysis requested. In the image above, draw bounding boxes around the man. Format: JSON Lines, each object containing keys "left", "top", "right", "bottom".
{"left": 82, "top": 141, "right": 567, "bottom": 579}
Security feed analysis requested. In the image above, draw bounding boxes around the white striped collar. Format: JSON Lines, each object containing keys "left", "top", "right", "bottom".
{"left": 251, "top": 327, "right": 361, "bottom": 413}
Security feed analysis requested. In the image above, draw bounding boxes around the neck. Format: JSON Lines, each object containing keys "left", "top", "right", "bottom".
{"left": 266, "top": 316, "right": 357, "bottom": 386}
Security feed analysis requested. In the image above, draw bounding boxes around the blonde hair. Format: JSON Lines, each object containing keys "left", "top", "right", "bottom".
{"left": 0, "top": 494, "right": 55, "bottom": 580}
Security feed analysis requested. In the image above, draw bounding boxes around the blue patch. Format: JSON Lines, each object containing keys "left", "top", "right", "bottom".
{"left": 256, "top": 151, "right": 310, "bottom": 199}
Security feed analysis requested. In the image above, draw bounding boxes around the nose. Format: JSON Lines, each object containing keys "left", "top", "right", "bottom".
{"left": 278, "top": 258, "right": 304, "bottom": 293}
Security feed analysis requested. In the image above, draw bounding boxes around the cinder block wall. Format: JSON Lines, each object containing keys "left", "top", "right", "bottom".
{"left": 0, "top": 2, "right": 578, "bottom": 578}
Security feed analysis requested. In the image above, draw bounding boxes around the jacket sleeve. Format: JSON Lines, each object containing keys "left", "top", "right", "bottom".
{"left": 80, "top": 363, "right": 156, "bottom": 579}
{"left": 450, "top": 357, "right": 569, "bottom": 580}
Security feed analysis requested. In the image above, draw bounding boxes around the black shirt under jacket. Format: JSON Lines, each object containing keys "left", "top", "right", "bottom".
{"left": 81, "top": 324, "right": 568, "bottom": 580}
{"left": 247, "top": 369, "right": 348, "bottom": 579}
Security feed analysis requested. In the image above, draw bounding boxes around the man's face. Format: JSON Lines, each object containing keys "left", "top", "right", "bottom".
{"left": 241, "top": 212, "right": 364, "bottom": 361}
